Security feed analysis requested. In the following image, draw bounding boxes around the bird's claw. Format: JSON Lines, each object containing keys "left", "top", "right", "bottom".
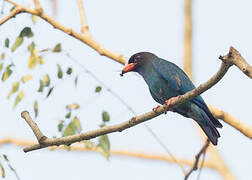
{"left": 165, "top": 97, "right": 175, "bottom": 106}
{"left": 152, "top": 105, "right": 161, "bottom": 113}
{"left": 164, "top": 97, "right": 175, "bottom": 113}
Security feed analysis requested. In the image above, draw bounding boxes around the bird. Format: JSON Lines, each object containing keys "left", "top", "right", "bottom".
{"left": 120, "top": 52, "right": 222, "bottom": 145}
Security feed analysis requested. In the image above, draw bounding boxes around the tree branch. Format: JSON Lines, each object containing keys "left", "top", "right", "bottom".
{"left": 76, "top": 0, "right": 89, "bottom": 34}
{"left": 183, "top": 0, "right": 192, "bottom": 79}
{"left": 33, "top": 0, "right": 42, "bottom": 14}
{"left": 184, "top": 140, "right": 210, "bottom": 180}
{"left": 21, "top": 46, "right": 246, "bottom": 152}
{"left": 0, "top": 137, "right": 213, "bottom": 168}
{"left": 0, "top": 0, "right": 125, "bottom": 64}
{"left": 209, "top": 105, "right": 252, "bottom": 139}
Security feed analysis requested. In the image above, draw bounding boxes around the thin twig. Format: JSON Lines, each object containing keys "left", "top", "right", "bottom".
{"left": 76, "top": 0, "right": 89, "bottom": 34}
{"left": 184, "top": 140, "right": 210, "bottom": 180}
{"left": 0, "top": 0, "right": 125, "bottom": 64}
{"left": 197, "top": 148, "right": 207, "bottom": 180}
{"left": 183, "top": 0, "right": 192, "bottom": 79}
{"left": 33, "top": 0, "right": 42, "bottom": 14}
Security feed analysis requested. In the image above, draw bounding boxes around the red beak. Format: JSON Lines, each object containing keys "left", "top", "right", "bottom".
{"left": 120, "top": 63, "right": 137, "bottom": 76}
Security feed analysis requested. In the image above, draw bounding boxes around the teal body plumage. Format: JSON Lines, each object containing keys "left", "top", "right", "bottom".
{"left": 121, "top": 52, "right": 222, "bottom": 145}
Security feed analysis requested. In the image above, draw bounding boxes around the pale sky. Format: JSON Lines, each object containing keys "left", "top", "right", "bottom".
{"left": 0, "top": 0, "right": 251, "bottom": 180}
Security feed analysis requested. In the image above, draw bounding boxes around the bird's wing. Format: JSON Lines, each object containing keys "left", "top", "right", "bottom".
{"left": 152, "top": 58, "right": 222, "bottom": 128}
{"left": 152, "top": 58, "right": 195, "bottom": 94}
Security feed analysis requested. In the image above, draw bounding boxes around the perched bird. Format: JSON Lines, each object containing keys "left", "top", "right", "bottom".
{"left": 121, "top": 52, "right": 222, "bottom": 145}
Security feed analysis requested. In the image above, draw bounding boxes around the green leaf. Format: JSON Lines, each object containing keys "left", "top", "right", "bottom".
{"left": 0, "top": 163, "right": 5, "bottom": 178}
{"left": 102, "top": 111, "right": 110, "bottom": 122}
{"left": 20, "top": 27, "right": 33, "bottom": 38}
{"left": 66, "top": 67, "right": 72, "bottom": 75}
{"left": 34, "top": 100, "right": 38, "bottom": 118}
{"left": 52, "top": 43, "right": 61, "bottom": 52}
{"left": 32, "top": 15, "right": 37, "bottom": 24}
{"left": 98, "top": 135, "right": 110, "bottom": 160}
{"left": 3, "top": 154, "right": 8, "bottom": 162}
{"left": 7, "top": 81, "right": 19, "bottom": 99}
{"left": 1, "top": 53, "right": 5, "bottom": 60}
{"left": 72, "top": 116, "right": 82, "bottom": 133}
{"left": 65, "top": 112, "right": 71, "bottom": 119}
{"left": 5, "top": 38, "right": 9, "bottom": 48}
{"left": 21, "top": 74, "right": 32, "bottom": 83}
{"left": 95, "top": 86, "right": 102, "bottom": 93}
{"left": 38, "top": 55, "right": 45, "bottom": 65}
{"left": 58, "top": 120, "right": 64, "bottom": 132}
{"left": 11, "top": 36, "right": 23, "bottom": 52}
{"left": 62, "top": 117, "right": 82, "bottom": 136}
{"left": 62, "top": 122, "right": 75, "bottom": 137}
{"left": 28, "top": 49, "right": 40, "bottom": 69}
{"left": 14, "top": 90, "right": 24, "bottom": 107}
{"left": 57, "top": 64, "right": 63, "bottom": 79}
{"left": 46, "top": 87, "right": 54, "bottom": 98}
{"left": 38, "top": 80, "right": 44, "bottom": 92}
{"left": 2, "top": 65, "right": 13, "bottom": 81}
{"left": 74, "top": 76, "right": 78, "bottom": 86}
{"left": 28, "top": 41, "right": 35, "bottom": 52}
{"left": 43, "top": 74, "right": 50, "bottom": 87}
{"left": 0, "top": 64, "right": 3, "bottom": 73}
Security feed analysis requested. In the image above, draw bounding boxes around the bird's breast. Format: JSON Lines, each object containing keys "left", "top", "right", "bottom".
{"left": 142, "top": 70, "right": 177, "bottom": 101}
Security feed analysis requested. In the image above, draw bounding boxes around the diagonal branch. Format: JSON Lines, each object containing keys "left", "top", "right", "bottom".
{"left": 0, "top": 0, "right": 125, "bottom": 64}
{"left": 21, "top": 46, "right": 246, "bottom": 153}
{"left": 209, "top": 105, "right": 252, "bottom": 139}
{"left": 184, "top": 140, "right": 210, "bottom": 180}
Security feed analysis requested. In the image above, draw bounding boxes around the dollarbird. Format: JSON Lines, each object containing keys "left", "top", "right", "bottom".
{"left": 121, "top": 52, "right": 222, "bottom": 145}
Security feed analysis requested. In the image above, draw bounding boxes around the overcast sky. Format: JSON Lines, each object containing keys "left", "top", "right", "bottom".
{"left": 0, "top": 0, "right": 252, "bottom": 180}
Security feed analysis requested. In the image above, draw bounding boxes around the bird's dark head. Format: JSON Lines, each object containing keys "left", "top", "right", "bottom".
{"left": 120, "top": 52, "right": 157, "bottom": 76}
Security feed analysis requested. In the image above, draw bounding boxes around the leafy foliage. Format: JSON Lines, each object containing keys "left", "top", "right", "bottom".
{"left": 11, "top": 27, "right": 33, "bottom": 52}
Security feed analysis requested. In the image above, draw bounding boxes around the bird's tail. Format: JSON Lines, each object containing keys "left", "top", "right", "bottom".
{"left": 198, "top": 120, "right": 220, "bottom": 145}
{"left": 197, "top": 108, "right": 220, "bottom": 145}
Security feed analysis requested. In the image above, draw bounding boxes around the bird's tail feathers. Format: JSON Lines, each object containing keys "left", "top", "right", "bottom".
{"left": 197, "top": 108, "right": 220, "bottom": 145}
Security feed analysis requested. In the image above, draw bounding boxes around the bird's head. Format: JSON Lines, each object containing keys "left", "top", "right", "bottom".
{"left": 120, "top": 52, "right": 157, "bottom": 76}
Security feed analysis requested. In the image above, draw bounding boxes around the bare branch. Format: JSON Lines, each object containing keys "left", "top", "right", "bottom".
{"left": 220, "top": 46, "right": 252, "bottom": 78}
{"left": 33, "top": 0, "right": 42, "bottom": 14}
{"left": 183, "top": 0, "right": 192, "bottom": 79}
{"left": 184, "top": 140, "right": 210, "bottom": 180}
{"left": 209, "top": 105, "right": 252, "bottom": 139}
{"left": 76, "top": 0, "right": 89, "bottom": 34}
{"left": 21, "top": 111, "right": 47, "bottom": 143}
{"left": 0, "top": 0, "right": 125, "bottom": 64}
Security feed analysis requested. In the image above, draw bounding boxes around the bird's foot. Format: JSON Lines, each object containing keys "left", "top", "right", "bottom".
{"left": 152, "top": 105, "right": 161, "bottom": 113}
{"left": 164, "top": 97, "right": 176, "bottom": 113}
